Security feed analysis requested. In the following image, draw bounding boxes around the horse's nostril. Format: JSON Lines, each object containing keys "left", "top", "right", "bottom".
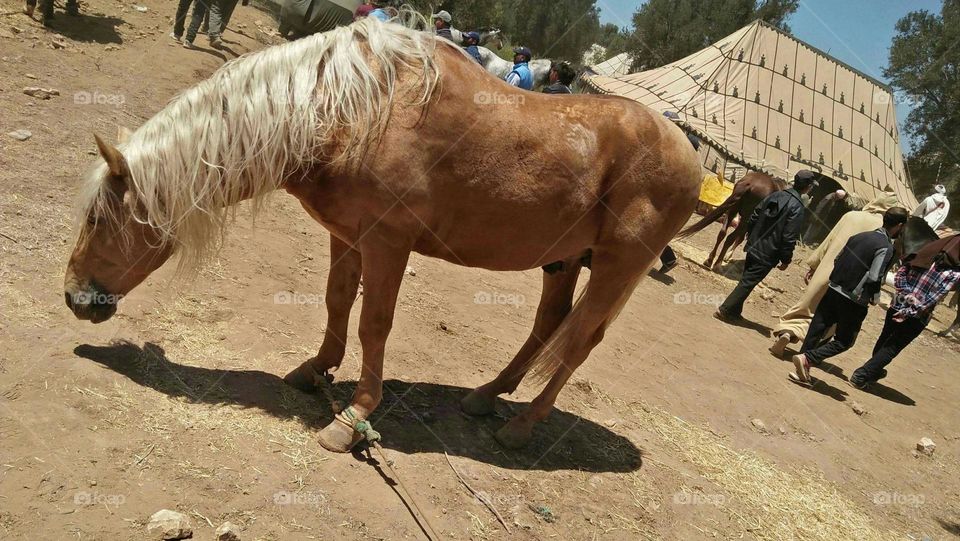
{"left": 65, "top": 292, "right": 75, "bottom": 310}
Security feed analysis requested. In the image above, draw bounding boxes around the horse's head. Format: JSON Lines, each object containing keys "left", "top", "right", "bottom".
{"left": 64, "top": 132, "right": 174, "bottom": 323}
{"left": 478, "top": 28, "right": 503, "bottom": 50}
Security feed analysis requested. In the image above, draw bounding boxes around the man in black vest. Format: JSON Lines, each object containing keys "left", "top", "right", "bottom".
{"left": 715, "top": 170, "right": 817, "bottom": 321}
{"left": 789, "top": 207, "right": 909, "bottom": 386}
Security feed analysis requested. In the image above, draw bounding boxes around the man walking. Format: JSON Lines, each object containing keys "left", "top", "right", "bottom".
{"left": 770, "top": 193, "right": 900, "bottom": 356}
{"left": 25, "top": 0, "right": 78, "bottom": 27}
{"left": 847, "top": 234, "right": 960, "bottom": 388}
{"left": 789, "top": 208, "right": 908, "bottom": 386}
{"left": 207, "top": 0, "right": 245, "bottom": 49}
{"left": 714, "top": 170, "right": 817, "bottom": 322}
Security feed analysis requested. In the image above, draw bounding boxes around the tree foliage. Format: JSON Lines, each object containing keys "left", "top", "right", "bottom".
{"left": 885, "top": 0, "right": 960, "bottom": 223}
{"left": 623, "top": 0, "right": 798, "bottom": 70}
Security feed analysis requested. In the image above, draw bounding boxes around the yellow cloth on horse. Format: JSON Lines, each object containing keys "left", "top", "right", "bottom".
{"left": 773, "top": 193, "right": 899, "bottom": 342}
{"left": 699, "top": 173, "right": 733, "bottom": 208}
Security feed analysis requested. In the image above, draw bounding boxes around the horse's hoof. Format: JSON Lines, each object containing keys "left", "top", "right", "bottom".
{"left": 282, "top": 362, "right": 321, "bottom": 393}
{"left": 317, "top": 420, "right": 363, "bottom": 453}
{"left": 495, "top": 419, "right": 532, "bottom": 449}
{"left": 461, "top": 389, "right": 496, "bottom": 416}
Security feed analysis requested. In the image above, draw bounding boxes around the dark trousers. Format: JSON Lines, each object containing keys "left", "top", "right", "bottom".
{"left": 801, "top": 287, "right": 868, "bottom": 364}
{"left": 852, "top": 309, "right": 926, "bottom": 384}
{"left": 718, "top": 254, "right": 775, "bottom": 317}
{"left": 173, "top": 0, "right": 193, "bottom": 37}
{"left": 659, "top": 245, "right": 677, "bottom": 267}
{"left": 185, "top": 0, "right": 211, "bottom": 42}
{"left": 209, "top": 0, "right": 239, "bottom": 40}
{"left": 27, "top": 0, "right": 77, "bottom": 18}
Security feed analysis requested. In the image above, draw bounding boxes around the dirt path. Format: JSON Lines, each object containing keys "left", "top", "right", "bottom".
{"left": 1, "top": 1, "right": 959, "bottom": 539}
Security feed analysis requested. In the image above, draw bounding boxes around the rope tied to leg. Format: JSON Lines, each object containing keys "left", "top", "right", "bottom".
{"left": 341, "top": 406, "right": 381, "bottom": 443}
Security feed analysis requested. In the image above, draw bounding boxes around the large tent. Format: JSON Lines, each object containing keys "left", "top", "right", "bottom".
{"left": 584, "top": 20, "right": 918, "bottom": 208}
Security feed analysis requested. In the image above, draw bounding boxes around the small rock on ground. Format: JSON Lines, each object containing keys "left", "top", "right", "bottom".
{"left": 7, "top": 129, "right": 32, "bottom": 141}
{"left": 850, "top": 401, "right": 867, "bottom": 416}
{"left": 750, "top": 418, "right": 767, "bottom": 433}
{"left": 215, "top": 521, "right": 241, "bottom": 541}
{"left": 916, "top": 437, "right": 935, "bottom": 456}
{"left": 146, "top": 509, "right": 192, "bottom": 540}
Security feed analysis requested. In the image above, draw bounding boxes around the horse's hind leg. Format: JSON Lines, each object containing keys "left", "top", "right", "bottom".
{"left": 704, "top": 214, "right": 731, "bottom": 268}
{"left": 284, "top": 235, "right": 362, "bottom": 392}
{"left": 713, "top": 219, "right": 748, "bottom": 272}
{"left": 461, "top": 258, "right": 583, "bottom": 416}
{"left": 495, "top": 248, "right": 649, "bottom": 448}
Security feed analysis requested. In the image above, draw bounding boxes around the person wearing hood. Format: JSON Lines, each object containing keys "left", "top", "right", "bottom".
{"left": 770, "top": 192, "right": 901, "bottom": 356}
{"left": 505, "top": 46, "right": 534, "bottom": 90}
{"left": 913, "top": 184, "right": 951, "bottom": 230}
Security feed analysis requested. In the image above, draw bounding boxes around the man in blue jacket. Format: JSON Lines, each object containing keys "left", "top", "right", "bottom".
{"left": 505, "top": 46, "right": 534, "bottom": 90}
{"left": 715, "top": 170, "right": 818, "bottom": 322}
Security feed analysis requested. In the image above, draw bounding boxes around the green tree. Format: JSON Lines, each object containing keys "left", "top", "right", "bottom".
{"left": 624, "top": 0, "right": 798, "bottom": 70}
{"left": 886, "top": 0, "right": 960, "bottom": 224}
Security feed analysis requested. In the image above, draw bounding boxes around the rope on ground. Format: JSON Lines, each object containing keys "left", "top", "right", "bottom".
{"left": 444, "top": 452, "right": 511, "bottom": 533}
{"left": 316, "top": 373, "right": 440, "bottom": 541}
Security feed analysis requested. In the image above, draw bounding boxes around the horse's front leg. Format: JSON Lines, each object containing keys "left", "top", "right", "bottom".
{"left": 317, "top": 232, "right": 410, "bottom": 453}
{"left": 284, "top": 234, "right": 362, "bottom": 392}
{"left": 704, "top": 214, "right": 730, "bottom": 268}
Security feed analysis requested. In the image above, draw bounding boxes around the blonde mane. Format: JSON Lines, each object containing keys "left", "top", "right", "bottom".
{"left": 80, "top": 16, "right": 441, "bottom": 269}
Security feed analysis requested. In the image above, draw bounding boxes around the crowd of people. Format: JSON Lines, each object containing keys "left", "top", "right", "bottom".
{"left": 713, "top": 169, "right": 959, "bottom": 391}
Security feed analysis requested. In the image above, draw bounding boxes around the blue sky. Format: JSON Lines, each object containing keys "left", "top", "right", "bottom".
{"left": 596, "top": 0, "right": 944, "bottom": 139}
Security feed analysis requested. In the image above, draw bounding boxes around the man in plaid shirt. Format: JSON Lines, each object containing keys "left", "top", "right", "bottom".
{"left": 849, "top": 248, "right": 960, "bottom": 388}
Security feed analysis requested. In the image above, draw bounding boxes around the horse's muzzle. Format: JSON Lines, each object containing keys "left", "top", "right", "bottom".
{"left": 65, "top": 285, "right": 119, "bottom": 324}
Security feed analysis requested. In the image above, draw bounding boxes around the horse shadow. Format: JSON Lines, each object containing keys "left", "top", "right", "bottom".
{"left": 73, "top": 342, "right": 643, "bottom": 473}
{"left": 42, "top": 13, "right": 124, "bottom": 44}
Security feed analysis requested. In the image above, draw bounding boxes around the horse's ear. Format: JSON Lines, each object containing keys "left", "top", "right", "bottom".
{"left": 117, "top": 126, "right": 133, "bottom": 144}
{"left": 94, "top": 133, "right": 128, "bottom": 181}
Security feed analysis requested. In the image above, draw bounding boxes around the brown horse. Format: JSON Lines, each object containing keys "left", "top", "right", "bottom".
{"left": 676, "top": 171, "right": 786, "bottom": 271}
{"left": 63, "top": 18, "right": 700, "bottom": 453}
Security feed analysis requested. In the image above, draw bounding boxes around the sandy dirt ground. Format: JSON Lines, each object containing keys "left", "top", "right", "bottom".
{"left": 1, "top": 1, "right": 959, "bottom": 539}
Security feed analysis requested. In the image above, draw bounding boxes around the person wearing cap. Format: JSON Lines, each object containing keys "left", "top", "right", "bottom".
{"left": 463, "top": 31, "right": 483, "bottom": 64}
{"left": 542, "top": 62, "right": 576, "bottom": 94}
{"left": 715, "top": 170, "right": 818, "bottom": 322}
{"left": 787, "top": 207, "right": 908, "bottom": 387}
{"left": 913, "top": 184, "right": 951, "bottom": 230}
{"left": 505, "top": 46, "right": 534, "bottom": 90}
{"left": 369, "top": 2, "right": 390, "bottom": 22}
{"left": 432, "top": 10, "right": 454, "bottom": 41}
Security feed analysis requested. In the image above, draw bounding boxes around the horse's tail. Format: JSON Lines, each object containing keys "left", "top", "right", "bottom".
{"left": 522, "top": 271, "right": 643, "bottom": 384}
{"left": 676, "top": 191, "right": 742, "bottom": 239}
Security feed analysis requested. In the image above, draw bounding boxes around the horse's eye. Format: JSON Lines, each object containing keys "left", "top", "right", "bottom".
{"left": 87, "top": 215, "right": 98, "bottom": 226}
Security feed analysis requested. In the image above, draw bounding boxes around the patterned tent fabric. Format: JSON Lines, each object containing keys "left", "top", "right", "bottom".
{"left": 584, "top": 20, "right": 918, "bottom": 208}
{"left": 587, "top": 52, "right": 634, "bottom": 78}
